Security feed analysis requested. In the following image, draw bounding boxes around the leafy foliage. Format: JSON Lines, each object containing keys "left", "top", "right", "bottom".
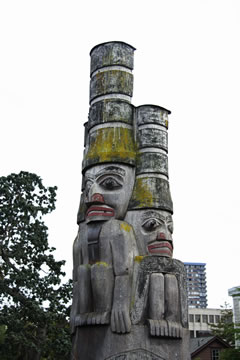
{"left": 210, "top": 303, "right": 240, "bottom": 346}
{"left": 210, "top": 303, "right": 240, "bottom": 360}
{"left": 0, "top": 172, "right": 72, "bottom": 359}
{"left": 220, "top": 348, "right": 240, "bottom": 360}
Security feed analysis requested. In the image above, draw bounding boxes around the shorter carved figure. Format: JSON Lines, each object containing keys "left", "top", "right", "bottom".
{"left": 126, "top": 209, "right": 187, "bottom": 338}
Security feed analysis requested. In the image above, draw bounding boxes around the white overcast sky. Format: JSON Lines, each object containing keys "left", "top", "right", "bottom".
{"left": 1, "top": 0, "right": 240, "bottom": 309}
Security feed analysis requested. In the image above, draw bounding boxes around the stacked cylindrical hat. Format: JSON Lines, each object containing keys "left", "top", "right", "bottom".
{"left": 89, "top": 41, "right": 135, "bottom": 105}
{"left": 128, "top": 105, "right": 173, "bottom": 213}
{"left": 82, "top": 41, "right": 136, "bottom": 172}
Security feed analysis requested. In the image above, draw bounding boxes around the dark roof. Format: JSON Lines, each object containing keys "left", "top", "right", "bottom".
{"left": 190, "top": 336, "right": 214, "bottom": 353}
{"left": 190, "top": 336, "right": 231, "bottom": 356}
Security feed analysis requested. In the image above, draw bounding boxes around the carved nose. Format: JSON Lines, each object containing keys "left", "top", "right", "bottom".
{"left": 91, "top": 193, "right": 105, "bottom": 203}
{"left": 157, "top": 232, "right": 166, "bottom": 240}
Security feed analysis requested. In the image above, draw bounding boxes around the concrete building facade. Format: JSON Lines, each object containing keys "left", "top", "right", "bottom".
{"left": 188, "top": 308, "right": 222, "bottom": 338}
{"left": 228, "top": 286, "right": 240, "bottom": 348}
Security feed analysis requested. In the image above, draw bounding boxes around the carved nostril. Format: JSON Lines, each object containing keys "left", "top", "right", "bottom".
{"left": 91, "top": 193, "right": 105, "bottom": 203}
{"left": 157, "top": 232, "right": 166, "bottom": 240}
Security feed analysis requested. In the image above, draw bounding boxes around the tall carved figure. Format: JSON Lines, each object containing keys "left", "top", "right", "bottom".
{"left": 71, "top": 42, "right": 190, "bottom": 360}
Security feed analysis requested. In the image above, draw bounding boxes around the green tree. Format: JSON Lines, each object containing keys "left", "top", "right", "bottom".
{"left": 211, "top": 303, "right": 240, "bottom": 346}
{"left": 220, "top": 348, "right": 240, "bottom": 360}
{"left": 210, "top": 303, "right": 240, "bottom": 360}
{"left": 0, "top": 172, "right": 72, "bottom": 360}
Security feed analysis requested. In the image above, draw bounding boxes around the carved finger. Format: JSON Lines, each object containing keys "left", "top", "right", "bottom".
{"left": 155, "top": 320, "right": 160, "bottom": 336}
{"left": 160, "top": 320, "right": 165, "bottom": 337}
{"left": 177, "top": 323, "right": 180, "bottom": 338}
{"left": 179, "top": 326, "right": 183, "bottom": 338}
{"left": 175, "top": 323, "right": 179, "bottom": 338}
{"left": 111, "top": 311, "right": 116, "bottom": 332}
{"left": 165, "top": 321, "right": 169, "bottom": 337}
{"left": 101, "top": 311, "right": 108, "bottom": 324}
{"left": 173, "top": 323, "right": 176, "bottom": 337}
{"left": 123, "top": 311, "right": 131, "bottom": 333}
{"left": 87, "top": 313, "right": 92, "bottom": 325}
{"left": 81, "top": 313, "right": 87, "bottom": 326}
{"left": 96, "top": 312, "right": 101, "bottom": 324}
{"left": 118, "top": 311, "right": 125, "bottom": 333}
{"left": 92, "top": 314, "right": 96, "bottom": 325}
{"left": 113, "top": 311, "right": 119, "bottom": 333}
{"left": 150, "top": 320, "right": 155, "bottom": 336}
{"left": 176, "top": 324, "right": 180, "bottom": 338}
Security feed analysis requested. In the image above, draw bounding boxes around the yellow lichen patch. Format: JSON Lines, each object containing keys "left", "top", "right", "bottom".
{"left": 134, "top": 256, "right": 145, "bottom": 263}
{"left": 120, "top": 222, "right": 131, "bottom": 232}
{"left": 85, "top": 127, "right": 136, "bottom": 164}
{"left": 165, "top": 119, "right": 168, "bottom": 128}
{"left": 132, "top": 178, "right": 153, "bottom": 208}
{"left": 130, "top": 297, "right": 135, "bottom": 309}
{"left": 95, "top": 72, "right": 105, "bottom": 94}
{"left": 95, "top": 261, "right": 109, "bottom": 267}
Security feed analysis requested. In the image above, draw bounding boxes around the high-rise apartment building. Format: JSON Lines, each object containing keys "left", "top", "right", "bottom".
{"left": 184, "top": 262, "right": 207, "bottom": 308}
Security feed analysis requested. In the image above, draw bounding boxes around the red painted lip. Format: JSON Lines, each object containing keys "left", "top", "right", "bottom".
{"left": 147, "top": 241, "right": 173, "bottom": 255}
{"left": 86, "top": 205, "right": 115, "bottom": 218}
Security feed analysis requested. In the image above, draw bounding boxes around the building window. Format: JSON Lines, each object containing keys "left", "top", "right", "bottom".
{"left": 189, "top": 314, "right": 194, "bottom": 322}
{"left": 209, "top": 315, "right": 214, "bottom": 323}
{"left": 202, "top": 314, "right": 208, "bottom": 323}
{"left": 212, "top": 348, "right": 220, "bottom": 360}
{"left": 195, "top": 314, "right": 201, "bottom": 322}
{"left": 215, "top": 315, "right": 220, "bottom": 323}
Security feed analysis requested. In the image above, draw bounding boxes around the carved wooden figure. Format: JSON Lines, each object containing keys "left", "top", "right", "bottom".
{"left": 126, "top": 209, "right": 187, "bottom": 338}
{"left": 71, "top": 42, "right": 190, "bottom": 360}
{"left": 73, "top": 163, "right": 137, "bottom": 333}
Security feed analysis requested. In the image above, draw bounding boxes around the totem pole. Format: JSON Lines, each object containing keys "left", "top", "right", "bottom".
{"left": 71, "top": 42, "right": 190, "bottom": 360}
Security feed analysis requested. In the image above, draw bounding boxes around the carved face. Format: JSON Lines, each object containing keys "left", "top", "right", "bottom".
{"left": 84, "top": 164, "right": 135, "bottom": 222}
{"left": 125, "top": 209, "right": 173, "bottom": 257}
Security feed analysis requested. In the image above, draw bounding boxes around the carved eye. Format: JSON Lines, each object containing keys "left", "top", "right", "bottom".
{"left": 168, "top": 223, "right": 174, "bottom": 234}
{"left": 99, "top": 177, "right": 122, "bottom": 190}
{"left": 142, "top": 218, "right": 161, "bottom": 232}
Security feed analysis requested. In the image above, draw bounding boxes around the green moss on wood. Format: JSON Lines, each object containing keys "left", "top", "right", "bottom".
{"left": 85, "top": 127, "right": 136, "bottom": 165}
{"left": 131, "top": 178, "right": 153, "bottom": 208}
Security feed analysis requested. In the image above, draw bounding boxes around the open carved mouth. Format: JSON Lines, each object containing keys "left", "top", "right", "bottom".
{"left": 147, "top": 241, "right": 173, "bottom": 256}
{"left": 86, "top": 205, "right": 115, "bottom": 218}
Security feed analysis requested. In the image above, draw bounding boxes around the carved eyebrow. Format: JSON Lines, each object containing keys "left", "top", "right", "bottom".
{"left": 96, "top": 166, "right": 126, "bottom": 177}
{"left": 85, "top": 174, "right": 94, "bottom": 182}
{"left": 141, "top": 211, "right": 165, "bottom": 222}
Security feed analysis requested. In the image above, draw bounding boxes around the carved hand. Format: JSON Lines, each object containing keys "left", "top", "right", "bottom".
{"left": 111, "top": 305, "right": 131, "bottom": 333}
{"left": 111, "top": 274, "right": 131, "bottom": 333}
